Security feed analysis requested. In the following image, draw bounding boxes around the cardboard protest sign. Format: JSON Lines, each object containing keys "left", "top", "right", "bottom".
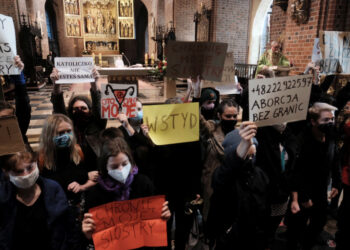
{"left": 249, "top": 75, "right": 313, "bottom": 127}
{"left": 0, "top": 14, "right": 20, "bottom": 75}
{"left": 166, "top": 41, "right": 228, "bottom": 81}
{"left": 101, "top": 83, "right": 137, "bottom": 119}
{"left": 204, "top": 53, "right": 240, "bottom": 94}
{"left": 320, "top": 31, "right": 350, "bottom": 73}
{"left": 89, "top": 195, "right": 167, "bottom": 250}
{"left": 54, "top": 57, "right": 94, "bottom": 84}
{"left": 0, "top": 116, "right": 25, "bottom": 156}
{"left": 143, "top": 102, "right": 199, "bottom": 145}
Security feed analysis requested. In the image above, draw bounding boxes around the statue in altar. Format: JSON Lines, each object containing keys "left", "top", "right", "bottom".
{"left": 73, "top": 0, "right": 79, "bottom": 15}
{"left": 75, "top": 19, "right": 80, "bottom": 36}
{"left": 69, "top": 1, "right": 74, "bottom": 15}
{"left": 119, "top": 0, "right": 125, "bottom": 17}
{"left": 96, "top": 10, "right": 104, "bottom": 34}
{"left": 129, "top": 1, "right": 133, "bottom": 16}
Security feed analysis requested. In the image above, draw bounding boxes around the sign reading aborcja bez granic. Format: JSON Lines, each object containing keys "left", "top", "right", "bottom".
{"left": 249, "top": 75, "right": 313, "bottom": 127}
{"left": 54, "top": 57, "right": 95, "bottom": 84}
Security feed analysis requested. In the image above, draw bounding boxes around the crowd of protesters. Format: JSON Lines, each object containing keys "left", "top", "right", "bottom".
{"left": 1, "top": 44, "right": 350, "bottom": 250}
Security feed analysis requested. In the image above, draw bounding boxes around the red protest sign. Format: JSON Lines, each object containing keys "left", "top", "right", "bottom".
{"left": 101, "top": 83, "right": 137, "bottom": 119}
{"left": 89, "top": 195, "right": 167, "bottom": 250}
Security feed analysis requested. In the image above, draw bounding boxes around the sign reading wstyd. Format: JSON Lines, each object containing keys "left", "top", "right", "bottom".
{"left": 143, "top": 102, "right": 199, "bottom": 145}
{"left": 0, "top": 14, "right": 20, "bottom": 75}
{"left": 54, "top": 57, "right": 94, "bottom": 84}
{"left": 89, "top": 195, "right": 167, "bottom": 250}
{"left": 166, "top": 41, "right": 228, "bottom": 81}
{"left": 101, "top": 83, "right": 137, "bottom": 119}
{"left": 249, "top": 75, "right": 313, "bottom": 127}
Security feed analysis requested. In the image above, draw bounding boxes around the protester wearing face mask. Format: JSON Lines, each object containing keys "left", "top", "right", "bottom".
{"left": 50, "top": 68, "right": 106, "bottom": 174}
{"left": 199, "top": 99, "right": 239, "bottom": 222}
{"left": 82, "top": 138, "right": 171, "bottom": 244}
{"left": 255, "top": 122, "right": 299, "bottom": 249}
{"left": 285, "top": 102, "right": 341, "bottom": 250}
{"left": 0, "top": 151, "right": 80, "bottom": 249}
{"left": 208, "top": 121, "right": 269, "bottom": 249}
{"left": 186, "top": 76, "right": 220, "bottom": 120}
{"left": 336, "top": 99, "right": 350, "bottom": 250}
{"left": 38, "top": 114, "right": 97, "bottom": 207}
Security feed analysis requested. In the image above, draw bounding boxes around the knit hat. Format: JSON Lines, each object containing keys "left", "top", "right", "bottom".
{"left": 200, "top": 88, "right": 217, "bottom": 104}
{"left": 222, "top": 129, "right": 258, "bottom": 156}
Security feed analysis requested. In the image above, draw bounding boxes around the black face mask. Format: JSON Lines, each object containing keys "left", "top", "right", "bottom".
{"left": 221, "top": 119, "right": 237, "bottom": 135}
{"left": 317, "top": 122, "right": 335, "bottom": 135}
{"left": 72, "top": 110, "right": 92, "bottom": 129}
{"left": 201, "top": 108, "right": 215, "bottom": 120}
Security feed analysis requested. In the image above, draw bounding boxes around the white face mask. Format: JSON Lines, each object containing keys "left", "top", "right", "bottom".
{"left": 9, "top": 163, "right": 39, "bottom": 189}
{"left": 108, "top": 163, "right": 131, "bottom": 184}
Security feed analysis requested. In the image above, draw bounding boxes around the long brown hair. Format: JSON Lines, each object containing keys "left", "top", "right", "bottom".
{"left": 39, "top": 114, "right": 81, "bottom": 171}
{"left": 99, "top": 137, "right": 135, "bottom": 178}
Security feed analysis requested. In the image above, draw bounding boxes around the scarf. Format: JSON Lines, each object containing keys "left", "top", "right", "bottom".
{"left": 98, "top": 166, "right": 139, "bottom": 201}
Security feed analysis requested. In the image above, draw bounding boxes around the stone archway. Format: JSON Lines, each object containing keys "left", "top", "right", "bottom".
{"left": 248, "top": 0, "right": 273, "bottom": 64}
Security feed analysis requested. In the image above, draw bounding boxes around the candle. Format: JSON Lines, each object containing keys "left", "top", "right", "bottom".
{"left": 145, "top": 53, "right": 148, "bottom": 66}
{"left": 99, "top": 53, "right": 102, "bottom": 66}
{"left": 92, "top": 53, "right": 95, "bottom": 64}
{"left": 151, "top": 53, "right": 155, "bottom": 66}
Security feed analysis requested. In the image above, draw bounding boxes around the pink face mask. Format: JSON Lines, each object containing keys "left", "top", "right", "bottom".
{"left": 202, "top": 103, "right": 215, "bottom": 110}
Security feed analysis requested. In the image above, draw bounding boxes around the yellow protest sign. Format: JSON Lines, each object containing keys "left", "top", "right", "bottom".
{"left": 143, "top": 103, "right": 199, "bottom": 145}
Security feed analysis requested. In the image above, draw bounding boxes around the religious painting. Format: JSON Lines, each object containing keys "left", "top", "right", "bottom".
{"left": 194, "top": 4, "right": 212, "bottom": 42}
{"left": 118, "top": 20, "right": 134, "bottom": 39}
{"left": 118, "top": 0, "right": 133, "bottom": 17}
{"left": 82, "top": 0, "right": 119, "bottom": 52}
{"left": 64, "top": 0, "right": 81, "bottom": 16}
{"left": 291, "top": 0, "right": 310, "bottom": 25}
{"left": 65, "top": 16, "right": 82, "bottom": 37}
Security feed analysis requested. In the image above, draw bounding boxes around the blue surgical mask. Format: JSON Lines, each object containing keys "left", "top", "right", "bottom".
{"left": 129, "top": 111, "right": 143, "bottom": 124}
{"left": 53, "top": 132, "right": 73, "bottom": 148}
{"left": 136, "top": 110, "right": 143, "bottom": 120}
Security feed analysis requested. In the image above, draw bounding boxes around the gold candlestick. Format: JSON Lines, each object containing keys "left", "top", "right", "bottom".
{"left": 99, "top": 53, "right": 102, "bottom": 66}
{"left": 145, "top": 53, "right": 148, "bottom": 66}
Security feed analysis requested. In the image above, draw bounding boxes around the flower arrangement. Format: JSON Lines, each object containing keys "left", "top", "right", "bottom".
{"left": 149, "top": 58, "right": 167, "bottom": 81}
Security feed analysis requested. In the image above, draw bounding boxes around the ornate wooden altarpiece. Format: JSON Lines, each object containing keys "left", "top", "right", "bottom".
{"left": 194, "top": 4, "right": 212, "bottom": 42}
{"left": 63, "top": 0, "right": 135, "bottom": 55}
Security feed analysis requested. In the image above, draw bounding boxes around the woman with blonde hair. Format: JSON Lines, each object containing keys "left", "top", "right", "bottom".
{"left": 39, "top": 114, "right": 97, "bottom": 205}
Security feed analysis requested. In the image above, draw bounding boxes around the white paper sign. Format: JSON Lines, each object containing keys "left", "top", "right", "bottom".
{"left": 0, "top": 14, "right": 20, "bottom": 75}
{"left": 55, "top": 57, "right": 94, "bottom": 84}
{"left": 320, "top": 31, "right": 350, "bottom": 73}
{"left": 101, "top": 83, "right": 137, "bottom": 119}
{"left": 312, "top": 38, "right": 322, "bottom": 62}
{"left": 249, "top": 75, "right": 313, "bottom": 127}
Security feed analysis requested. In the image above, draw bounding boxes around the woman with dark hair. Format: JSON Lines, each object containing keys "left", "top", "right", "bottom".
{"left": 0, "top": 151, "right": 80, "bottom": 249}
{"left": 200, "top": 99, "right": 239, "bottom": 221}
{"left": 82, "top": 137, "right": 171, "bottom": 243}
{"left": 50, "top": 68, "right": 106, "bottom": 175}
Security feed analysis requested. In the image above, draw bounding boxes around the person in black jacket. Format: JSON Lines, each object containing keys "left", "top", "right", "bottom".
{"left": 1, "top": 56, "right": 31, "bottom": 150}
{"left": 0, "top": 151, "right": 80, "bottom": 250}
{"left": 285, "top": 102, "right": 341, "bottom": 250}
{"left": 208, "top": 121, "right": 269, "bottom": 250}
{"left": 255, "top": 123, "right": 299, "bottom": 249}
{"left": 50, "top": 68, "right": 106, "bottom": 174}
{"left": 82, "top": 138, "right": 171, "bottom": 244}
